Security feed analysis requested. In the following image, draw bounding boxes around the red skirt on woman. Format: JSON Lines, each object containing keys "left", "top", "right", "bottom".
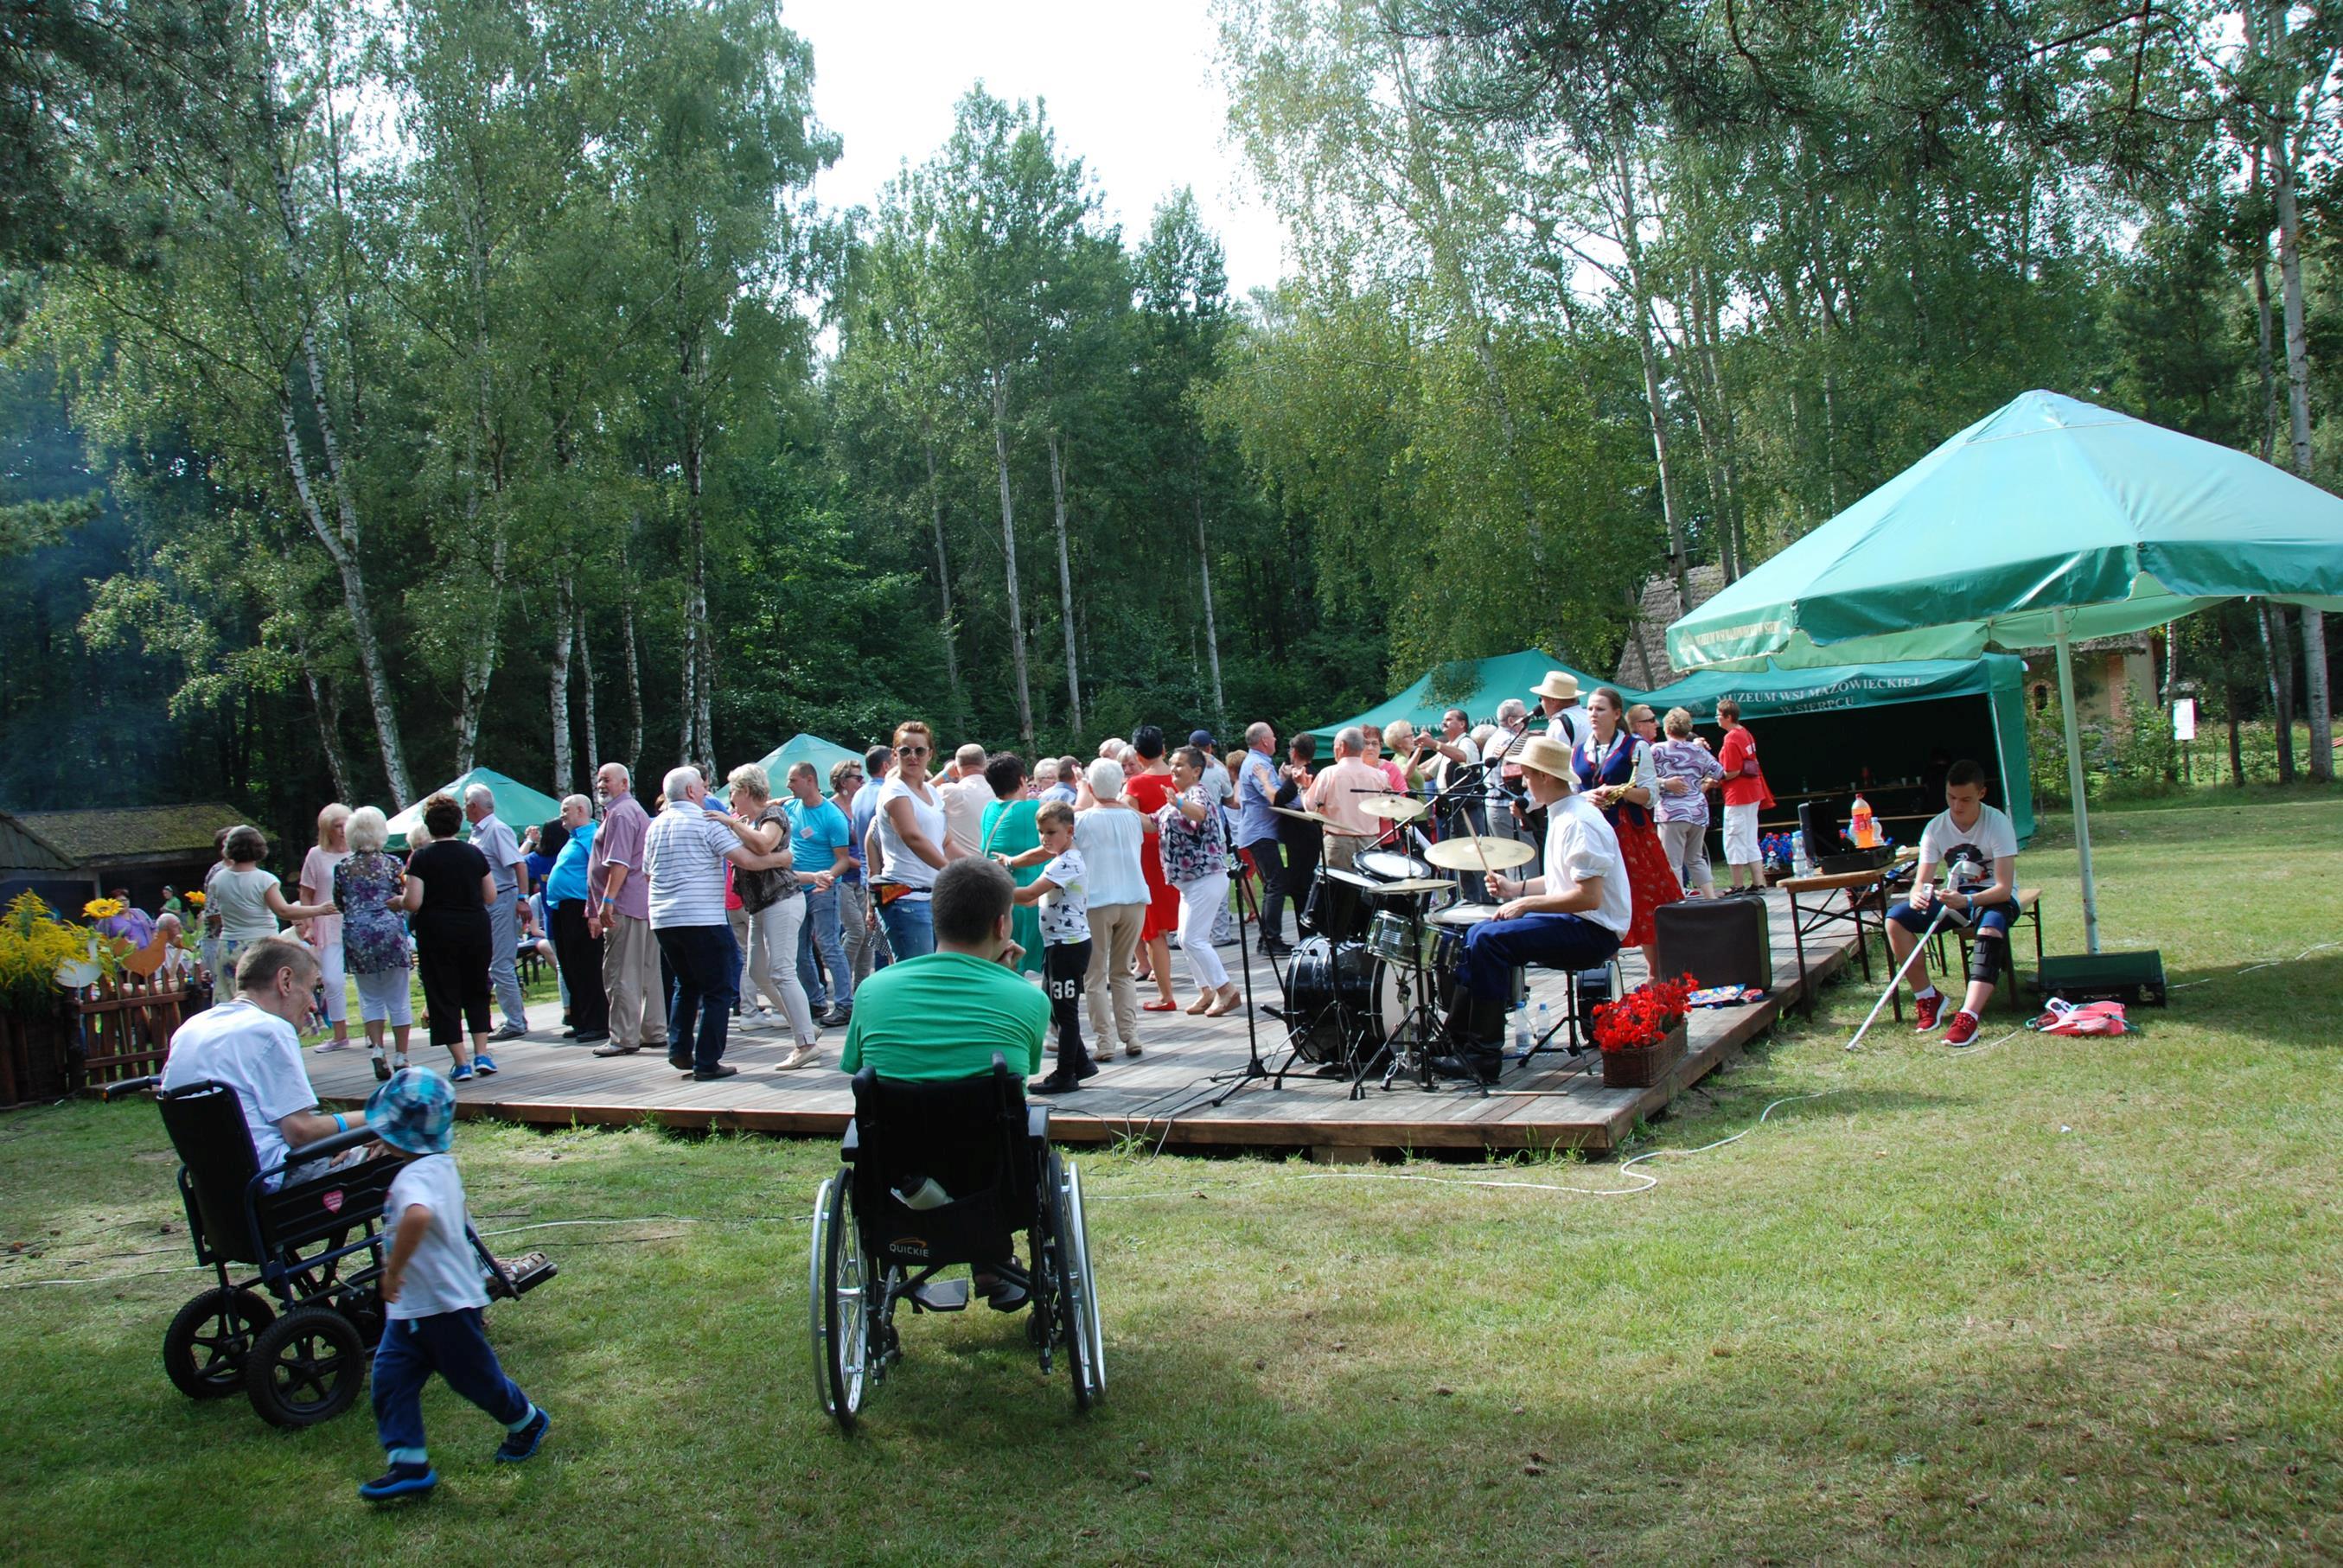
{"left": 1614, "top": 812, "right": 1685, "bottom": 949}
{"left": 1124, "top": 770, "right": 1184, "bottom": 940}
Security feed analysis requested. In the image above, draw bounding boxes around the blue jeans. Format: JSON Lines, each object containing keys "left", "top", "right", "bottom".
{"left": 1456, "top": 912, "right": 1622, "bottom": 1003}
{"left": 372, "top": 1309, "right": 531, "bottom": 1463}
{"left": 797, "top": 883, "right": 852, "bottom": 1010}
{"left": 878, "top": 895, "right": 934, "bottom": 960}
{"left": 654, "top": 922, "right": 738, "bottom": 1072}
{"left": 1887, "top": 898, "right": 2015, "bottom": 941}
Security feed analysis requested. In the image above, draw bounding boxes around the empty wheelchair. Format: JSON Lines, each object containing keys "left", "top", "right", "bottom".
{"left": 808, "top": 1055, "right": 1103, "bottom": 1431}
{"left": 108, "top": 1076, "right": 556, "bottom": 1430}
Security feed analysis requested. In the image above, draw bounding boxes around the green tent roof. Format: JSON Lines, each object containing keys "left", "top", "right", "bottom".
{"left": 711, "top": 733, "right": 862, "bottom": 805}
{"left": 1303, "top": 650, "right": 1607, "bottom": 745}
{"left": 384, "top": 768, "right": 564, "bottom": 850}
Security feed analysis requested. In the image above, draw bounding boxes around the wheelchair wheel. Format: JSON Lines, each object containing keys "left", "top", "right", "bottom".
{"left": 164, "top": 1287, "right": 273, "bottom": 1400}
{"left": 1065, "top": 1163, "right": 1105, "bottom": 1405}
{"left": 809, "top": 1172, "right": 872, "bottom": 1432}
{"left": 244, "top": 1305, "right": 366, "bottom": 1429}
{"left": 1053, "top": 1161, "right": 1103, "bottom": 1412}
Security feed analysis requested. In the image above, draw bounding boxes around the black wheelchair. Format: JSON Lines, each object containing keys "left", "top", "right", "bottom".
{"left": 808, "top": 1055, "right": 1104, "bottom": 1431}
{"left": 106, "top": 1076, "right": 556, "bottom": 1430}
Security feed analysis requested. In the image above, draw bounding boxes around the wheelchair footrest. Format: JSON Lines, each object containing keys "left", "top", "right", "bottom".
{"left": 908, "top": 1278, "right": 972, "bottom": 1313}
{"left": 486, "top": 1251, "right": 557, "bottom": 1298}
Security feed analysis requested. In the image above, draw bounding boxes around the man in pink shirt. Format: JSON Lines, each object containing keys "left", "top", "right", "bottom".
{"left": 585, "top": 762, "right": 662, "bottom": 1055}
{"left": 1304, "top": 726, "right": 1389, "bottom": 873}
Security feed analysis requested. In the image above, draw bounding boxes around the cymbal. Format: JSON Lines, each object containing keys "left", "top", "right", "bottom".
{"left": 1424, "top": 836, "right": 1535, "bottom": 871}
{"left": 1365, "top": 876, "right": 1454, "bottom": 896}
{"left": 1357, "top": 794, "right": 1428, "bottom": 822}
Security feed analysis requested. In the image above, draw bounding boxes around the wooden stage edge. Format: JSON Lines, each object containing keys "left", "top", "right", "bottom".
{"left": 312, "top": 891, "right": 1878, "bottom": 1160}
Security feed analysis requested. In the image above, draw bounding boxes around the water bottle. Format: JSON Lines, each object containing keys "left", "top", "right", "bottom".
{"left": 1791, "top": 830, "right": 1812, "bottom": 876}
{"left": 1849, "top": 793, "right": 1876, "bottom": 850}
{"left": 1533, "top": 1001, "right": 1550, "bottom": 1055}
{"left": 1510, "top": 1002, "right": 1530, "bottom": 1057}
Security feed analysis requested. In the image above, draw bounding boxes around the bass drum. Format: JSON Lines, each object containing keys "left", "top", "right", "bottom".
{"left": 1281, "top": 938, "right": 1388, "bottom": 1065}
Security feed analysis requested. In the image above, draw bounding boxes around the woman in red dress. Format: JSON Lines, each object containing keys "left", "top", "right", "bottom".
{"left": 1122, "top": 724, "right": 1183, "bottom": 1012}
{"left": 1571, "top": 686, "right": 1684, "bottom": 978}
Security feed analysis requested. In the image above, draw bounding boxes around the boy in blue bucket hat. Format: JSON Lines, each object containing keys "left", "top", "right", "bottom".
{"left": 357, "top": 1068, "right": 549, "bottom": 1502}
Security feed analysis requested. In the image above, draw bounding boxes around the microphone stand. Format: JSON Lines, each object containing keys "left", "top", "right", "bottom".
{"left": 1195, "top": 845, "right": 1288, "bottom": 1109}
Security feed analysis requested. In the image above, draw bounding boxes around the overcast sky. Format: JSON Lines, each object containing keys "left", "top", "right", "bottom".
{"left": 783, "top": 0, "right": 1288, "bottom": 296}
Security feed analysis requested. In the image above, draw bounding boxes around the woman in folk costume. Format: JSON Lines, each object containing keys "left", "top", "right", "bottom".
{"left": 1570, "top": 686, "right": 1684, "bottom": 978}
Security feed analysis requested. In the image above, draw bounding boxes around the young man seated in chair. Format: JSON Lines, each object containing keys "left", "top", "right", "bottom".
{"left": 160, "top": 936, "right": 370, "bottom": 1188}
{"left": 840, "top": 857, "right": 1050, "bottom": 1309}
{"left": 1883, "top": 758, "right": 2021, "bottom": 1048}
{"left": 1432, "top": 735, "right": 1631, "bottom": 1085}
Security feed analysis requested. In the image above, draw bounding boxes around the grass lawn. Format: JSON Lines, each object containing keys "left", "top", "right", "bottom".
{"left": 4, "top": 789, "right": 2340, "bottom": 1563}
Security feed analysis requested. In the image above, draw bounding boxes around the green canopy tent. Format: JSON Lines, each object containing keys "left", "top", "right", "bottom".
{"left": 711, "top": 733, "right": 862, "bottom": 806}
{"left": 1667, "top": 389, "right": 2343, "bottom": 952}
{"left": 1639, "top": 654, "right": 2035, "bottom": 845}
{"left": 384, "top": 768, "right": 564, "bottom": 851}
{"left": 1303, "top": 650, "right": 1607, "bottom": 747}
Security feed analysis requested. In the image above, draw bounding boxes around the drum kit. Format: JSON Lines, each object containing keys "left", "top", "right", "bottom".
{"left": 1272, "top": 793, "right": 1539, "bottom": 1095}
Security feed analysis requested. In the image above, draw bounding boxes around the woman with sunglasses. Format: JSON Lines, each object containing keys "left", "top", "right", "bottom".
{"left": 870, "top": 720, "right": 961, "bottom": 959}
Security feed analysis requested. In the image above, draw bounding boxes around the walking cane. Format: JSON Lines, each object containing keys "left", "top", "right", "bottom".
{"left": 1845, "top": 898, "right": 1954, "bottom": 1053}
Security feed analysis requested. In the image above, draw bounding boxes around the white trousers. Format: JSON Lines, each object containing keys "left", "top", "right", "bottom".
{"left": 1176, "top": 872, "right": 1230, "bottom": 991}
{"left": 750, "top": 893, "right": 817, "bottom": 1046}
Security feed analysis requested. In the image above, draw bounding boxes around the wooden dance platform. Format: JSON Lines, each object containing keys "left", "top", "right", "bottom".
{"left": 309, "top": 891, "right": 1871, "bottom": 1160}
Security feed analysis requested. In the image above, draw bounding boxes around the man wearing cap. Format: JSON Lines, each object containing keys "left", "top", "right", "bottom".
{"left": 1431, "top": 735, "right": 1629, "bottom": 1085}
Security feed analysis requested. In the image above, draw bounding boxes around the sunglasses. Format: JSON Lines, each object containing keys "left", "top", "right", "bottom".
{"left": 897, "top": 744, "right": 930, "bottom": 757}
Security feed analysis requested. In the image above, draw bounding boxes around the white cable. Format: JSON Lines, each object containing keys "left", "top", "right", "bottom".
{"left": 2166, "top": 941, "right": 2338, "bottom": 991}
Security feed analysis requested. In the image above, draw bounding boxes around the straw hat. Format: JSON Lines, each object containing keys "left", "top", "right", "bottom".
{"left": 1533, "top": 670, "right": 1580, "bottom": 704}
{"left": 1516, "top": 734, "right": 1576, "bottom": 784}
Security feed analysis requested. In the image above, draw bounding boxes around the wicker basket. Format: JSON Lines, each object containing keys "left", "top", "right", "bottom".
{"left": 1600, "top": 1022, "right": 1686, "bottom": 1090}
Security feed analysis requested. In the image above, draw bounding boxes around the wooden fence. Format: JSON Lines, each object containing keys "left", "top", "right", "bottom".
{"left": 0, "top": 976, "right": 193, "bottom": 1106}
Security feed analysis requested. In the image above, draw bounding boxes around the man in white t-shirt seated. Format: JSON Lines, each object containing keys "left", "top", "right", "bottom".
{"left": 1432, "top": 735, "right": 1630, "bottom": 1084}
{"left": 1885, "top": 759, "right": 2021, "bottom": 1048}
{"left": 160, "top": 936, "right": 361, "bottom": 1188}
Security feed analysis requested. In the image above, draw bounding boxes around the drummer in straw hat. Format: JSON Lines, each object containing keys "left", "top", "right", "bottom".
{"left": 1430, "top": 733, "right": 1631, "bottom": 1085}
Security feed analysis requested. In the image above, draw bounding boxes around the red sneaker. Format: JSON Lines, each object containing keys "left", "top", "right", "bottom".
{"left": 1944, "top": 1009, "right": 1980, "bottom": 1047}
{"left": 1912, "top": 991, "right": 1945, "bottom": 1032}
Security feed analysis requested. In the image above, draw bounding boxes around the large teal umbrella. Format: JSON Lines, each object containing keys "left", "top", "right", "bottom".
{"left": 1667, "top": 390, "right": 2343, "bottom": 952}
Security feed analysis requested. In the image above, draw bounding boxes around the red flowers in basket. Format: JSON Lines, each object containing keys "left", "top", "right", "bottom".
{"left": 1591, "top": 974, "right": 1697, "bottom": 1054}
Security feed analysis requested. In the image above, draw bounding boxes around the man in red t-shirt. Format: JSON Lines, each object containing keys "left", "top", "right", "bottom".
{"left": 1714, "top": 698, "right": 1772, "bottom": 893}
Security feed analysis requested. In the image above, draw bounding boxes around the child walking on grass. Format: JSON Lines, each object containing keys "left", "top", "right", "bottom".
{"left": 358, "top": 1069, "right": 549, "bottom": 1502}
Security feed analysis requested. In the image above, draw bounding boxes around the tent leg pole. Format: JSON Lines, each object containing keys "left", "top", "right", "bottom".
{"left": 2053, "top": 612, "right": 2100, "bottom": 955}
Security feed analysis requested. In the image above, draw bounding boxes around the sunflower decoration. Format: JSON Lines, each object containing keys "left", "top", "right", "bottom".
{"left": 82, "top": 896, "right": 127, "bottom": 921}
{"left": 184, "top": 891, "right": 205, "bottom": 908}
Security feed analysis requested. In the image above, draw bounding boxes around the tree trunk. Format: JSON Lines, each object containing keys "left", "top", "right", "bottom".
{"left": 988, "top": 374, "right": 1035, "bottom": 744}
{"left": 451, "top": 195, "right": 507, "bottom": 777}
{"left": 2220, "top": 614, "right": 2246, "bottom": 786}
{"left": 679, "top": 414, "right": 713, "bottom": 767}
{"left": 1046, "top": 431, "right": 1082, "bottom": 732}
{"left": 259, "top": 51, "right": 411, "bottom": 805}
{"left": 577, "top": 604, "right": 600, "bottom": 779}
{"left": 2268, "top": 31, "right": 2336, "bottom": 780}
{"left": 274, "top": 380, "right": 413, "bottom": 806}
{"left": 1194, "top": 493, "right": 1226, "bottom": 722}
{"left": 622, "top": 564, "right": 644, "bottom": 783}
{"left": 1612, "top": 143, "right": 1690, "bottom": 612}
{"left": 2259, "top": 602, "right": 2297, "bottom": 782}
{"left": 922, "top": 433, "right": 965, "bottom": 726}
{"left": 302, "top": 660, "right": 356, "bottom": 805}
{"left": 549, "top": 575, "right": 575, "bottom": 796}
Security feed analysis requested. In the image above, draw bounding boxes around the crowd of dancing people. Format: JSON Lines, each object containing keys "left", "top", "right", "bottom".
{"left": 128, "top": 670, "right": 1783, "bottom": 1095}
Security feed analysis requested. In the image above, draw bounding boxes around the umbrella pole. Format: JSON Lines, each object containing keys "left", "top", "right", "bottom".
{"left": 2053, "top": 611, "right": 2101, "bottom": 954}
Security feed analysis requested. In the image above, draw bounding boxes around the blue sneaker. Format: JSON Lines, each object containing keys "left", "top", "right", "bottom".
{"left": 473, "top": 1054, "right": 499, "bottom": 1077}
{"left": 450, "top": 1063, "right": 476, "bottom": 1083}
{"left": 495, "top": 1406, "right": 550, "bottom": 1463}
{"left": 358, "top": 1462, "right": 437, "bottom": 1502}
